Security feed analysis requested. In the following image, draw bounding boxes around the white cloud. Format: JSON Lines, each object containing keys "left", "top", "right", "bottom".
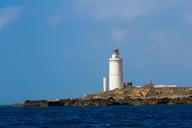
{"left": 0, "top": 6, "right": 22, "bottom": 29}
{"left": 111, "top": 28, "right": 127, "bottom": 43}
{"left": 49, "top": 14, "right": 63, "bottom": 27}
{"left": 143, "top": 30, "right": 188, "bottom": 56}
{"left": 74, "top": 0, "right": 171, "bottom": 21}
{"left": 185, "top": 13, "right": 192, "bottom": 24}
{"left": 72, "top": 0, "right": 192, "bottom": 48}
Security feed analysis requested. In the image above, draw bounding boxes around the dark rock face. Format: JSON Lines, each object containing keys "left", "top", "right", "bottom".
{"left": 24, "top": 100, "right": 48, "bottom": 106}
{"left": 22, "top": 97, "right": 192, "bottom": 107}
{"left": 48, "top": 98, "right": 118, "bottom": 106}
{"left": 19, "top": 86, "right": 192, "bottom": 106}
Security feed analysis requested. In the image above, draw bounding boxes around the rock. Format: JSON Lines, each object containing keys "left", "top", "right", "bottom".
{"left": 19, "top": 86, "right": 192, "bottom": 106}
{"left": 24, "top": 100, "right": 48, "bottom": 106}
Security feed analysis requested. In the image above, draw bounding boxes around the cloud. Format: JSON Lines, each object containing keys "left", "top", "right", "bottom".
{"left": 0, "top": 6, "right": 22, "bottom": 29}
{"left": 73, "top": 0, "right": 172, "bottom": 21}
{"left": 142, "top": 29, "right": 190, "bottom": 56}
{"left": 49, "top": 14, "right": 63, "bottom": 27}
{"left": 185, "top": 13, "right": 192, "bottom": 24}
{"left": 111, "top": 28, "right": 127, "bottom": 43}
{"left": 72, "top": 0, "right": 192, "bottom": 49}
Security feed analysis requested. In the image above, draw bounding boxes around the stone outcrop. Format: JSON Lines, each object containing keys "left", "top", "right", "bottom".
{"left": 24, "top": 100, "right": 48, "bottom": 107}
{"left": 14, "top": 86, "right": 192, "bottom": 107}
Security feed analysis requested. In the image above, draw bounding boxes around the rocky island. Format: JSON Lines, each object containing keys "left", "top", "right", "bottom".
{"left": 13, "top": 49, "right": 192, "bottom": 107}
{"left": 14, "top": 83, "right": 192, "bottom": 107}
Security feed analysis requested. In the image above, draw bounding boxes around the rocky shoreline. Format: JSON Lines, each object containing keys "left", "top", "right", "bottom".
{"left": 13, "top": 85, "right": 192, "bottom": 107}
{"left": 21, "top": 97, "right": 192, "bottom": 107}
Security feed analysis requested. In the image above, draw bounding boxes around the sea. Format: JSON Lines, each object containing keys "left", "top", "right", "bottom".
{"left": 0, "top": 105, "right": 192, "bottom": 128}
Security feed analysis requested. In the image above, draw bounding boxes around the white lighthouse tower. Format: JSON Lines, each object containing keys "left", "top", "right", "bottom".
{"left": 109, "top": 49, "right": 123, "bottom": 90}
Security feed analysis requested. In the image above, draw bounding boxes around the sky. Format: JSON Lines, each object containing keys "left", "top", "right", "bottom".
{"left": 1, "top": 0, "right": 192, "bottom": 105}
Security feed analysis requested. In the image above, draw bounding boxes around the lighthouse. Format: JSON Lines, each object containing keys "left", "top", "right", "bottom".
{"left": 109, "top": 49, "right": 123, "bottom": 90}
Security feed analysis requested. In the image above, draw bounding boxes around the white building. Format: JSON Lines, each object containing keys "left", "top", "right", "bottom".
{"left": 108, "top": 49, "right": 123, "bottom": 90}
{"left": 103, "top": 77, "right": 108, "bottom": 92}
{"left": 154, "top": 85, "right": 177, "bottom": 88}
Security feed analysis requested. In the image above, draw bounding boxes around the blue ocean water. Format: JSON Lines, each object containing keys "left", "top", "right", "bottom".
{"left": 0, "top": 105, "right": 192, "bottom": 128}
